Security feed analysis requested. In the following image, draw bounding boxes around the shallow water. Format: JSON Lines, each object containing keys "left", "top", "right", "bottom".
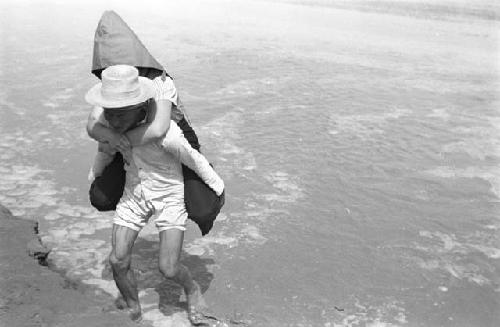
{"left": 1, "top": 0, "right": 499, "bottom": 326}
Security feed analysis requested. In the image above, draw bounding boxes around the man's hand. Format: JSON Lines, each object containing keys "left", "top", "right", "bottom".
{"left": 116, "top": 135, "right": 131, "bottom": 153}
{"left": 107, "top": 132, "right": 131, "bottom": 153}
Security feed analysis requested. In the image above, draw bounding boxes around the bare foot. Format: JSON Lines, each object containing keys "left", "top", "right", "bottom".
{"left": 115, "top": 297, "right": 128, "bottom": 310}
{"left": 102, "top": 297, "right": 128, "bottom": 313}
{"left": 186, "top": 283, "right": 217, "bottom": 326}
{"left": 188, "top": 308, "right": 212, "bottom": 326}
{"left": 125, "top": 304, "right": 142, "bottom": 322}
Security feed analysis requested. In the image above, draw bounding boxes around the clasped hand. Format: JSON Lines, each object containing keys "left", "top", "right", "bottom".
{"left": 108, "top": 132, "right": 131, "bottom": 153}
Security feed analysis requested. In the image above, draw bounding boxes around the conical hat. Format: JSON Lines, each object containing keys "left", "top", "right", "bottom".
{"left": 91, "top": 10, "right": 164, "bottom": 77}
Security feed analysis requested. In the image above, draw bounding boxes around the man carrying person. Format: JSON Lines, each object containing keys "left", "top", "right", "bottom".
{"left": 85, "top": 64, "right": 218, "bottom": 324}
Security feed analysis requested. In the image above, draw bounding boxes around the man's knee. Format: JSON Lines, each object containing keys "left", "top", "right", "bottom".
{"left": 159, "top": 260, "right": 180, "bottom": 279}
{"left": 109, "top": 251, "right": 131, "bottom": 272}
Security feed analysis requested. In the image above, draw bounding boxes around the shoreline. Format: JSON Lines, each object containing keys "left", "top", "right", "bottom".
{"left": 0, "top": 203, "right": 151, "bottom": 327}
{"left": 0, "top": 1, "right": 498, "bottom": 325}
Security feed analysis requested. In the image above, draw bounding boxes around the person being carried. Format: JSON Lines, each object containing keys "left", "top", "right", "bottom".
{"left": 86, "top": 70, "right": 224, "bottom": 198}
{"left": 87, "top": 10, "right": 225, "bottom": 231}
{"left": 85, "top": 64, "right": 215, "bottom": 324}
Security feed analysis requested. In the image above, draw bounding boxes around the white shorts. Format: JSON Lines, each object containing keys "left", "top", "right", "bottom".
{"left": 114, "top": 182, "right": 188, "bottom": 232}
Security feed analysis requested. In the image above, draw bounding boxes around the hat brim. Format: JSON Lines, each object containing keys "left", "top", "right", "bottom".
{"left": 85, "top": 76, "right": 155, "bottom": 108}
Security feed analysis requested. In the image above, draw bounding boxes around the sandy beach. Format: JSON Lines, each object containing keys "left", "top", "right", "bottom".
{"left": 1, "top": 0, "right": 499, "bottom": 326}
{"left": 0, "top": 205, "right": 147, "bottom": 327}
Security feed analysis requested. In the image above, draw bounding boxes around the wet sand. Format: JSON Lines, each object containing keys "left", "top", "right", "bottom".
{"left": 0, "top": 204, "right": 149, "bottom": 327}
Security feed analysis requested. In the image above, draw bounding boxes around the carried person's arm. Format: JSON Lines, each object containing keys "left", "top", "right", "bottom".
{"left": 87, "top": 106, "right": 115, "bottom": 142}
{"left": 86, "top": 106, "right": 130, "bottom": 153}
{"left": 86, "top": 76, "right": 177, "bottom": 147}
{"left": 124, "top": 76, "right": 178, "bottom": 146}
{"left": 124, "top": 99, "right": 171, "bottom": 146}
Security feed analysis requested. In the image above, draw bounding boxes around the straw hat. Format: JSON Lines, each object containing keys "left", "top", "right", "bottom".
{"left": 85, "top": 65, "right": 155, "bottom": 108}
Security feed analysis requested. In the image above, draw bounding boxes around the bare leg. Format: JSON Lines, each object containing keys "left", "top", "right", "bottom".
{"left": 109, "top": 224, "right": 142, "bottom": 321}
{"left": 158, "top": 228, "right": 209, "bottom": 325}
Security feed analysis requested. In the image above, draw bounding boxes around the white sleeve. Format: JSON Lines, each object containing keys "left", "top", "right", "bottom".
{"left": 90, "top": 106, "right": 108, "bottom": 125}
{"left": 153, "top": 76, "right": 178, "bottom": 105}
{"left": 88, "top": 143, "right": 115, "bottom": 182}
{"left": 162, "top": 123, "right": 225, "bottom": 196}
